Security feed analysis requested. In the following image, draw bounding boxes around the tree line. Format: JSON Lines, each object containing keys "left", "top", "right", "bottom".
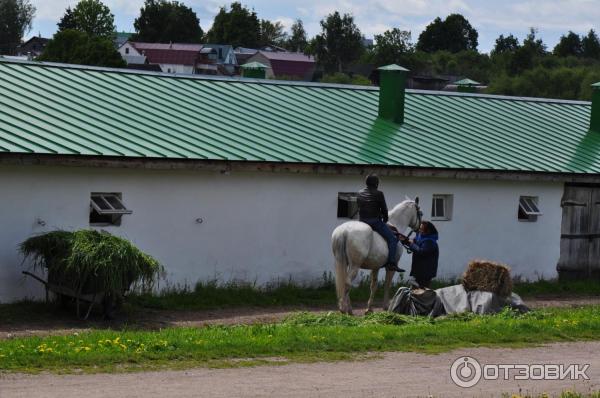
{"left": 2, "top": 0, "right": 600, "bottom": 100}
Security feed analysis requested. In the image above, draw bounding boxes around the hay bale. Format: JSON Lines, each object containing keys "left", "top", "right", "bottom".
{"left": 462, "top": 260, "right": 513, "bottom": 297}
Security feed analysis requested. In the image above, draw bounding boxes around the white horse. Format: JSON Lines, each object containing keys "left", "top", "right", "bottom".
{"left": 331, "top": 198, "right": 422, "bottom": 314}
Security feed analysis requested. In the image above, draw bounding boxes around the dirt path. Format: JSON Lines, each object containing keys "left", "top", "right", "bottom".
{"left": 1, "top": 296, "right": 599, "bottom": 340}
{"left": 2, "top": 341, "right": 599, "bottom": 398}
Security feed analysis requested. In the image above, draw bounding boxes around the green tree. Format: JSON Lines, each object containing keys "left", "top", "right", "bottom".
{"left": 132, "top": 0, "right": 203, "bottom": 43}
{"left": 71, "top": 0, "right": 115, "bottom": 38}
{"left": 554, "top": 31, "right": 582, "bottom": 57}
{"left": 57, "top": 6, "right": 77, "bottom": 32}
{"left": 206, "top": 2, "right": 260, "bottom": 48}
{"left": 582, "top": 30, "right": 600, "bottom": 60}
{"left": 309, "top": 11, "right": 363, "bottom": 73}
{"left": 285, "top": 19, "right": 308, "bottom": 52}
{"left": 0, "top": 0, "right": 36, "bottom": 55}
{"left": 371, "top": 28, "right": 413, "bottom": 66}
{"left": 507, "top": 28, "right": 547, "bottom": 74}
{"left": 491, "top": 34, "right": 519, "bottom": 55}
{"left": 259, "top": 19, "right": 286, "bottom": 47}
{"left": 522, "top": 28, "right": 546, "bottom": 55}
{"left": 38, "top": 29, "right": 125, "bottom": 67}
{"left": 416, "top": 14, "right": 478, "bottom": 53}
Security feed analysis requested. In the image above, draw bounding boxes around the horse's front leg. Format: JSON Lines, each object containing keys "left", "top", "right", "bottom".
{"left": 382, "top": 269, "right": 396, "bottom": 310}
{"left": 366, "top": 269, "right": 379, "bottom": 314}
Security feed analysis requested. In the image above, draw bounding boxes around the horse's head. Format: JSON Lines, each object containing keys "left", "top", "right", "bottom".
{"left": 389, "top": 196, "right": 423, "bottom": 232}
{"left": 407, "top": 196, "right": 423, "bottom": 232}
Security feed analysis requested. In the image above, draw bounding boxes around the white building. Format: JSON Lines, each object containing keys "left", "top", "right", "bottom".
{"left": 117, "top": 42, "right": 204, "bottom": 74}
{"left": 0, "top": 59, "right": 599, "bottom": 302}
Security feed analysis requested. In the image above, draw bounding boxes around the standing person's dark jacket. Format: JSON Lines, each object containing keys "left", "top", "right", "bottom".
{"left": 357, "top": 187, "right": 389, "bottom": 222}
{"left": 409, "top": 233, "right": 439, "bottom": 286}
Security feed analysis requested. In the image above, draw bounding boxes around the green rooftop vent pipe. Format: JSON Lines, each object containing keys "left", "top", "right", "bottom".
{"left": 241, "top": 62, "right": 268, "bottom": 79}
{"left": 455, "top": 78, "right": 481, "bottom": 93}
{"left": 377, "top": 64, "right": 409, "bottom": 124}
{"left": 591, "top": 82, "right": 600, "bottom": 133}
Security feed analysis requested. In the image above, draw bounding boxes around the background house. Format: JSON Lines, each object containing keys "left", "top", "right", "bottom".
{"left": 245, "top": 51, "right": 316, "bottom": 80}
{"left": 233, "top": 47, "right": 258, "bottom": 66}
{"left": 1, "top": 59, "right": 599, "bottom": 302}
{"left": 202, "top": 44, "right": 237, "bottom": 75}
{"left": 118, "top": 42, "right": 210, "bottom": 74}
{"left": 15, "top": 36, "right": 49, "bottom": 58}
{"left": 114, "top": 32, "right": 133, "bottom": 49}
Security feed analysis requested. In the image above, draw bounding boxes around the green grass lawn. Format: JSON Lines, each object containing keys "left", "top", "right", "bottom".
{"left": 1, "top": 306, "right": 600, "bottom": 374}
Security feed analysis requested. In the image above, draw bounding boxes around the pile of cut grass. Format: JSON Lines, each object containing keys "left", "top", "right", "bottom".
{"left": 20, "top": 230, "right": 163, "bottom": 297}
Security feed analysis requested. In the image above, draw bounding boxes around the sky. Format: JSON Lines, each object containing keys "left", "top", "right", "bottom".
{"left": 27, "top": 0, "right": 600, "bottom": 53}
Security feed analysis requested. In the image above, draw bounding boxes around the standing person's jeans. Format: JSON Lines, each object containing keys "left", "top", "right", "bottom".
{"left": 361, "top": 218, "right": 398, "bottom": 266}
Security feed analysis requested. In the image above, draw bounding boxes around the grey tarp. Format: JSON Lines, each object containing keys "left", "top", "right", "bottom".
{"left": 435, "top": 284, "right": 528, "bottom": 315}
{"left": 388, "top": 284, "right": 528, "bottom": 316}
{"left": 387, "top": 287, "right": 444, "bottom": 316}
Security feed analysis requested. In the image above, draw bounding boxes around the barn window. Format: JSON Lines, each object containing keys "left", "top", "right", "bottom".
{"left": 518, "top": 196, "right": 542, "bottom": 222}
{"left": 337, "top": 192, "right": 359, "bottom": 219}
{"left": 125, "top": 47, "right": 129, "bottom": 54}
{"left": 89, "top": 193, "right": 132, "bottom": 226}
{"left": 431, "top": 194, "right": 453, "bottom": 221}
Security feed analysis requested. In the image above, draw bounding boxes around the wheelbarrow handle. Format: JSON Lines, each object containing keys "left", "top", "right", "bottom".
{"left": 22, "top": 271, "right": 48, "bottom": 286}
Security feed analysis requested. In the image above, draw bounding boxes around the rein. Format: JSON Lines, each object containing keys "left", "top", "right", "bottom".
{"left": 400, "top": 203, "right": 422, "bottom": 254}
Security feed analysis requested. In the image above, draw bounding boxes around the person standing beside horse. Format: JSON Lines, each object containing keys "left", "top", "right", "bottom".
{"left": 400, "top": 221, "right": 439, "bottom": 288}
{"left": 357, "top": 174, "right": 404, "bottom": 273}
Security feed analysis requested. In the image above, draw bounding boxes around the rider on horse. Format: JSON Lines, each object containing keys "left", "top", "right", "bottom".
{"left": 357, "top": 174, "right": 404, "bottom": 272}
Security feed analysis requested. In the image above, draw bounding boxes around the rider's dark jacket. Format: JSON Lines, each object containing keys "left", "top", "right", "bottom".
{"left": 357, "top": 187, "right": 389, "bottom": 222}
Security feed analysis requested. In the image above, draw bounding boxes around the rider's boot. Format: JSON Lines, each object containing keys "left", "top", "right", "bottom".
{"left": 383, "top": 262, "right": 405, "bottom": 273}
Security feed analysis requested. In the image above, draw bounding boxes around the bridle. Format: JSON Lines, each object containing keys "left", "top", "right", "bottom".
{"left": 401, "top": 200, "right": 422, "bottom": 253}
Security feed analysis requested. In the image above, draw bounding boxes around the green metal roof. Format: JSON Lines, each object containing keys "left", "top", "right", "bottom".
{"left": 240, "top": 61, "right": 269, "bottom": 69}
{"left": 377, "top": 64, "right": 409, "bottom": 72}
{"left": 454, "top": 78, "right": 481, "bottom": 86}
{"left": 0, "top": 59, "right": 599, "bottom": 174}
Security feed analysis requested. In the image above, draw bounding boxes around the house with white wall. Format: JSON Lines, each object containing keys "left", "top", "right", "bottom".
{"left": 1, "top": 59, "right": 600, "bottom": 302}
{"left": 117, "top": 42, "right": 207, "bottom": 74}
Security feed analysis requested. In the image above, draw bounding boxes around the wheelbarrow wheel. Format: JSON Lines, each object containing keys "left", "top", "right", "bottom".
{"left": 102, "top": 293, "right": 124, "bottom": 320}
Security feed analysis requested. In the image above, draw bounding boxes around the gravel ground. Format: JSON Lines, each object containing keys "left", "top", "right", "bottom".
{"left": 1, "top": 342, "right": 599, "bottom": 398}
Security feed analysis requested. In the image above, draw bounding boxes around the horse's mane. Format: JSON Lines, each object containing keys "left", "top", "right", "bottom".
{"left": 389, "top": 199, "right": 414, "bottom": 214}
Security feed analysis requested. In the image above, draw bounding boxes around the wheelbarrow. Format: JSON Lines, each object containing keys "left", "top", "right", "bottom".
{"left": 22, "top": 271, "right": 106, "bottom": 320}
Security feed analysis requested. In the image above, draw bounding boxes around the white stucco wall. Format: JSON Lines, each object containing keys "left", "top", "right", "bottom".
{"left": 0, "top": 164, "right": 564, "bottom": 302}
{"left": 117, "top": 42, "right": 141, "bottom": 58}
{"left": 158, "top": 64, "right": 194, "bottom": 74}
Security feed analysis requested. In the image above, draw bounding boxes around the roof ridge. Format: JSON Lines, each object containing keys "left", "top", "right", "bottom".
{"left": 407, "top": 89, "right": 591, "bottom": 105}
{"left": 0, "top": 58, "right": 592, "bottom": 104}
{"left": 0, "top": 58, "right": 379, "bottom": 90}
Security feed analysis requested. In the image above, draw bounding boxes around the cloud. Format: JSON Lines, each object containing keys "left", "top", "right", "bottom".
{"left": 27, "top": 0, "right": 600, "bottom": 52}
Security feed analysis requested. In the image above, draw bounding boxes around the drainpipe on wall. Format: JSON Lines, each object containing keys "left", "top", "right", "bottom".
{"left": 591, "top": 82, "right": 600, "bottom": 133}
{"left": 377, "top": 64, "right": 409, "bottom": 124}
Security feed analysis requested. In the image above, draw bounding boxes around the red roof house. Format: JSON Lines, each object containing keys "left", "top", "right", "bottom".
{"left": 245, "top": 51, "right": 316, "bottom": 81}
{"left": 118, "top": 42, "right": 219, "bottom": 74}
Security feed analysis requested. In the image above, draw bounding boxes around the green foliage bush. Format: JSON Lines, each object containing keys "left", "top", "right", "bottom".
{"left": 20, "top": 230, "right": 163, "bottom": 298}
{"left": 38, "top": 29, "right": 125, "bottom": 68}
{"left": 320, "top": 72, "right": 371, "bottom": 86}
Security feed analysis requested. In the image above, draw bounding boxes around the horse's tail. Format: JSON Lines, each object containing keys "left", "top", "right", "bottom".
{"left": 332, "top": 227, "right": 349, "bottom": 309}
